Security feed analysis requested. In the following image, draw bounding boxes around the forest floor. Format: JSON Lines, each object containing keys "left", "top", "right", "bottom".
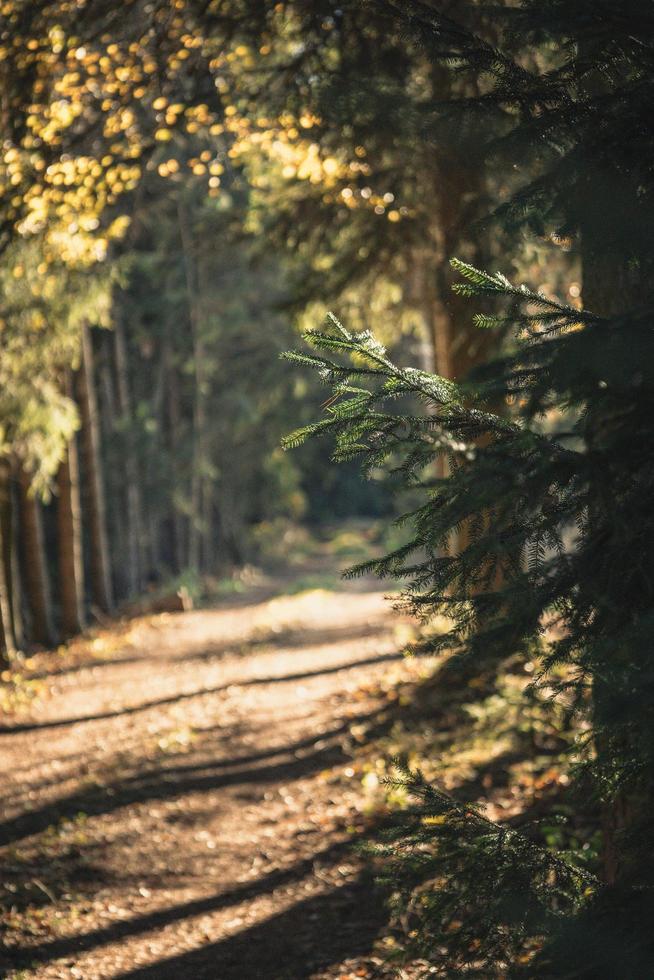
{"left": 0, "top": 542, "right": 433, "bottom": 979}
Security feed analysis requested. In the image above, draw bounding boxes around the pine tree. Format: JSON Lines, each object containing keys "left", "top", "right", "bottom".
{"left": 56, "top": 379, "right": 86, "bottom": 640}
{"left": 0, "top": 238, "right": 112, "bottom": 649}
{"left": 17, "top": 466, "right": 54, "bottom": 647}
{"left": 77, "top": 323, "right": 114, "bottom": 614}
{"left": 111, "top": 312, "right": 145, "bottom": 597}
{"left": 284, "top": 254, "right": 654, "bottom": 972}
{"left": 223, "top": 0, "right": 503, "bottom": 379}
{"left": 0, "top": 460, "right": 17, "bottom": 665}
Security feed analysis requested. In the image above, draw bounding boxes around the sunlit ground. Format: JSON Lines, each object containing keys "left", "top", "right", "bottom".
{"left": 1, "top": 526, "right": 429, "bottom": 979}
{"left": 0, "top": 524, "right": 590, "bottom": 978}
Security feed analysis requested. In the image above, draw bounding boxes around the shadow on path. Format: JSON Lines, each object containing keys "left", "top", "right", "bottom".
{"left": 177, "top": 622, "right": 388, "bottom": 665}
{"left": 0, "top": 649, "right": 401, "bottom": 736}
{"left": 1, "top": 582, "right": 402, "bottom": 978}
{"left": 116, "top": 873, "right": 388, "bottom": 980}
{"left": 0, "top": 706, "right": 393, "bottom": 847}
{"left": 22, "top": 618, "right": 388, "bottom": 682}
{"left": 2, "top": 840, "right": 370, "bottom": 970}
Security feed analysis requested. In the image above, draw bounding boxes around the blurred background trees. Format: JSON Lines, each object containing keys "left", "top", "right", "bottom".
{"left": 1, "top": 0, "right": 425, "bottom": 656}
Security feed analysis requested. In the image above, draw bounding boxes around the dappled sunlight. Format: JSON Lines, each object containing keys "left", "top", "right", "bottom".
{"left": 1, "top": 566, "right": 427, "bottom": 979}
{"left": 1, "top": 0, "right": 651, "bottom": 975}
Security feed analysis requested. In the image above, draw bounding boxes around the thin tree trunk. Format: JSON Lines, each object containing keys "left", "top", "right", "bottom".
{"left": 414, "top": 248, "right": 454, "bottom": 379}
{"left": 57, "top": 375, "right": 85, "bottom": 638}
{"left": 0, "top": 459, "right": 16, "bottom": 666}
{"left": 193, "top": 234, "right": 214, "bottom": 574}
{"left": 164, "top": 342, "right": 185, "bottom": 574}
{"left": 177, "top": 198, "right": 206, "bottom": 574}
{"left": 113, "top": 316, "right": 143, "bottom": 597}
{"left": 8, "top": 472, "right": 25, "bottom": 650}
{"left": 203, "top": 480, "right": 214, "bottom": 573}
{"left": 18, "top": 467, "right": 55, "bottom": 647}
{"left": 0, "top": 563, "right": 14, "bottom": 667}
{"left": 77, "top": 323, "right": 113, "bottom": 614}
{"left": 0, "top": 461, "right": 25, "bottom": 652}
{"left": 98, "top": 333, "right": 117, "bottom": 435}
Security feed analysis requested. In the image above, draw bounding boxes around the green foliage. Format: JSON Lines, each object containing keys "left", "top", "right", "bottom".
{"left": 0, "top": 238, "right": 112, "bottom": 492}
{"left": 103, "top": 171, "right": 393, "bottom": 585}
{"left": 284, "top": 259, "right": 654, "bottom": 972}
{"left": 374, "top": 761, "right": 594, "bottom": 975}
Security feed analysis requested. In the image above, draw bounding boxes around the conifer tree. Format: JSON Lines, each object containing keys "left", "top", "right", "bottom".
{"left": 17, "top": 466, "right": 54, "bottom": 647}
{"left": 77, "top": 323, "right": 114, "bottom": 614}
{"left": 284, "top": 256, "right": 654, "bottom": 971}
{"left": 224, "top": 0, "right": 501, "bottom": 377}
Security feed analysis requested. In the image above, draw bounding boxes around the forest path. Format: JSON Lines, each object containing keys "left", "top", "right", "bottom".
{"left": 1, "top": 576, "right": 412, "bottom": 979}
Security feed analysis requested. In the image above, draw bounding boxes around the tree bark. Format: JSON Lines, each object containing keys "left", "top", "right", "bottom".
{"left": 408, "top": 147, "right": 492, "bottom": 555}
{"left": 177, "top": 197, "right": 207, "bottom": 574}
{"left": 77, "top": 323, "right": 113, "bottom": 614}
{"left": 411, "top": 59, "right": 493, "bottom": 383}
{"left": 1, "top": 463, "right": 26, "bottom": 650}
{"left": 9, "top": 475, "right": 26, "bottom": 649}
{"left": 580, "top": 161, "right": 654, "bottom": 887}
{"left": 18, "top": 467, "right": 55, "bottom": 647}
{"left": 0, "top": 459, "right": 17, "bottom": 666}
{"left": 164, "top": 341, "right": 185, "bottom": 574}
{"left": 113, "top": 316, "right": 144, "bottom": 597}
{"left": 56, "top": 376, "right": 85, "bottom": 639}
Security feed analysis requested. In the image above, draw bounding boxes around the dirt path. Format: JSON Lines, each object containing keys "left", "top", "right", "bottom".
{"left": 1, "top": 581, "right": 411, "bottom": 979}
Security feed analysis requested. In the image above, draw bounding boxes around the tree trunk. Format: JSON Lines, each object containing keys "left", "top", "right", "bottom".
{"left": 56, "top": 378, "right": 85, "bottom": 639}
{"left": 113, "top": 316, "right": 144, "bottom": 597}
{"left": 414, "top": 247, "right": 454, "bottom": 379}
{"left": 77, "top": 323, "right": 113, "bottom": 614}
{"left": 164, "top": 342, "right": 185, "bottom": 574}
{"left": 1, "top": 464, "right": 26, "bottom": 650}
{"left": 18, "top": 467, "right": 55, "bottom": 647}
{"left": 0, "top": 562, "right": 14, "bottom": 668}
{"left": 177, "top": 198, "right": 207, "bottom": 574}
{"left": 580, "top": 161, "right": 654, "bottom": 887}
{"left": 0, "top": 459, "right": 17, "bottom": 666}
{"left": 411, "top": 59, "right": 493, "bottom": 383}
{"left": 409, "top": 152, "right": 492, "bottom": 555}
